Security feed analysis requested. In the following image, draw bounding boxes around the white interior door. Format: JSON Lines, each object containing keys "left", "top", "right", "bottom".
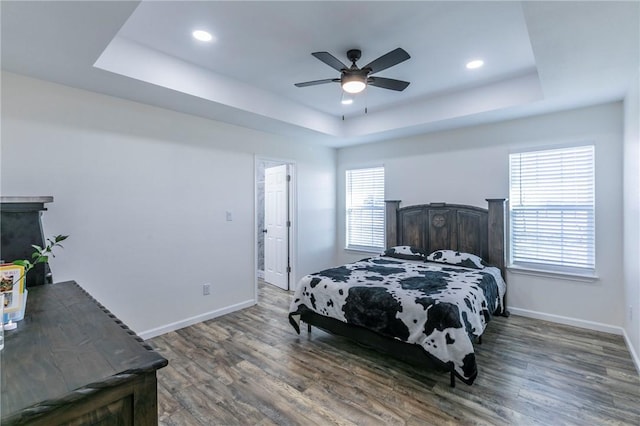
{"left": 264, "top": 164, "right": 289, "bottom": 290}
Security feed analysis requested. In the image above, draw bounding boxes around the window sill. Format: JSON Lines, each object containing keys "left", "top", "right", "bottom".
{"left": 344, "top": 247, "right": 382, "bottom": 255}
{"left": 507, "top": 265, "right": 599, "bottom": 282}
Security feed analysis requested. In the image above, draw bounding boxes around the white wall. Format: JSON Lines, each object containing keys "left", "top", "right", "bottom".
{"left": 623, "top": 69, "right": 640, "bottom": 371}
{"left": 2, "top": 69, "right": 632, "bottom": 350}
{"left": 1, "top": 72, "right": 336, "bottom": 337}
{"left": 337, "top": 103, "right": 624, "bottom": 331}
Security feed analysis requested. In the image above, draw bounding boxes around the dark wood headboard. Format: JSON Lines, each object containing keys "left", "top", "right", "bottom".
{"left": 385, "top": 199, "right": 507, "bottom": 278}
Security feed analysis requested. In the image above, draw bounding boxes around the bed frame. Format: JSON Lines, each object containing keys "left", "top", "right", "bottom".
{"left": 300, "top": 199, "right": 508, "bottom": 387}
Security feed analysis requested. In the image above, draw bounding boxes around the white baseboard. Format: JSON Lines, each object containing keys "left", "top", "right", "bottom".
{"left": 137, "top": 299, "right": 256, "bottom": 340}
{"left": 508, "top": 307, "right": 624, "bottom": 335}
{"left": 622, "top": 328, "right": 640, "bottom": 376}
{"left": 510, "top": 308, "right": 640, "bottom": 377}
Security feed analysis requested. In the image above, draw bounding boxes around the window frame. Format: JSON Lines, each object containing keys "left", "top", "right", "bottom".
{"left": 345, "top": 166, "right": 385, "bottom": 253}
{"left": 508, "top": 144, "right": 596, "bottom": 279}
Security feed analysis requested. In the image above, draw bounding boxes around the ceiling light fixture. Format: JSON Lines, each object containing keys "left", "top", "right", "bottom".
{"left": 466, "top": 59, "right": 484, "bottom": 69}
{"left": 192, "top": 30, "right": 213, "bottom": 42}
{"left": 341, "top": 72, "right": 367, "bottom": 94}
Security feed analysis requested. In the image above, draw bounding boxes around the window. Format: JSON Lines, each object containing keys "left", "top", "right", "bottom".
{"left": 346, "top": 166, "right": 385, "bottom": 252}
{"left": 509, "top": 145, "right": 595, "bottom": 275}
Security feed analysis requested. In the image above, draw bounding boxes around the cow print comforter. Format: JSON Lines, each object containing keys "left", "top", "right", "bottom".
{"left": 288, "top": 256, "right": 506, "bottom": 384}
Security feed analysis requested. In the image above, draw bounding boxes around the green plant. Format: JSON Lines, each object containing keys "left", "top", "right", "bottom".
{"left": 13, "top": 235, "right": 69, "bottom": 277}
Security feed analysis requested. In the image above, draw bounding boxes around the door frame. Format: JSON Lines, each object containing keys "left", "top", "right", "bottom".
{"left": 254, "top": 156, "right": 296, "bottom": 300}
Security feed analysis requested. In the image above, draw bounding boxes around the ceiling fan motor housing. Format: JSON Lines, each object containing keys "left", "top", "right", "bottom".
{"left": 342, "top": 50, "right": 369, "bottom": 93}
{"left": 346, "top": 49, "right": 362, "bottom": 64}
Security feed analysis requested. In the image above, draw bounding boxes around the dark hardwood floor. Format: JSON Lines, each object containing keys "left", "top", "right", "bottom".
{"left": 149, "top": 281, "right": 640, "bottom": 425}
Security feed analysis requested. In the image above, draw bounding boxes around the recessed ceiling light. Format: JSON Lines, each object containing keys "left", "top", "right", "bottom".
{"left": 466, "top": 59, "right": 484, "bottom": 69}
{"left": 192, "top": 30, "right": 213, "bottom": 42}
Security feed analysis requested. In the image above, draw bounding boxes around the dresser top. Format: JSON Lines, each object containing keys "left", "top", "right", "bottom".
{"left": 0, "top": 196, "right": 53, "bottom": 204}
{"left": 1, "top": 281, "right": 168, "bottom": 424}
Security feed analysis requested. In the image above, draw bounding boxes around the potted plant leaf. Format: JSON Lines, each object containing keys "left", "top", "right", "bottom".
{"left": 2, "top": 235, "right": 67, "bottom": 328}
{"left": 13, "top": 234, "right": 68, "bottom": 283}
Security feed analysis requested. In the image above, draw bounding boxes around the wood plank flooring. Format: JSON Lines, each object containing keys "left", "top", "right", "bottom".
{"left": 149, "top": 282, "right": 640, "bottom": 425}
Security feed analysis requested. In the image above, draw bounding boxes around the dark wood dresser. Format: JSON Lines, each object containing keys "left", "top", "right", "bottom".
{"left": 1, "top": 281, "right": 168, "bottom": 425}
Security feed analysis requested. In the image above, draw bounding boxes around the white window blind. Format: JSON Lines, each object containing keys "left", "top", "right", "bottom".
{"left": 346, "top": 167, "right": 385, "bottom": 251}
{"left": 509, "top": 145, "right": 595, "bottom": 273}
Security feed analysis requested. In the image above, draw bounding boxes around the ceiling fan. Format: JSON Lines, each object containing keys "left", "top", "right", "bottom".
{"left": 295, "top": 48, "right": 411, "bottom": 94}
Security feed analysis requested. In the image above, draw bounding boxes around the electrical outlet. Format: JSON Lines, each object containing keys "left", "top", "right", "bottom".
{"left": 203, "top": 283, "right": 211, "bottom": 296}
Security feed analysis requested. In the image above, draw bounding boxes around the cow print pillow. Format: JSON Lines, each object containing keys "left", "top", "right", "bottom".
{"left": 426, "top": 250, "right": 487, "bottom": 269}
{"left": 382, "top": 246, "right": 427, "bottom": 261}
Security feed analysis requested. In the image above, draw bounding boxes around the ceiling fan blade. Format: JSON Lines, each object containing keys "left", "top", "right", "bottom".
{"left": 311, "top": 52, "right": 348, "bottom": 72}
{"left": 368, "top": 77, "right": 410, "bottom": 91}
{"left": 294, "top": 78, "right": 339, "bottom": 88}
{"left": 363, "top": 48, "right": 410, "bottom": 74}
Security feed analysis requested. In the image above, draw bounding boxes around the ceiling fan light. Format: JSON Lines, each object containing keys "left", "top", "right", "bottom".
{"left": 342, "top": 80, "right": 366, "bottom": 94}
{"left": 342, "top": 74, "right": 367, "bottom": 94}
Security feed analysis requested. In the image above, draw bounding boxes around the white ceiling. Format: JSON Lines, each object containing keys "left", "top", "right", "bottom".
{"left": 2, "top": 1, "right": 638, "bottom": 148}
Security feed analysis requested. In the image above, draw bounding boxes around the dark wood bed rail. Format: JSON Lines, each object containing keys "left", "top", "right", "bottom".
{"left": 385, "top": 199, "right": 507, "bottom": 280}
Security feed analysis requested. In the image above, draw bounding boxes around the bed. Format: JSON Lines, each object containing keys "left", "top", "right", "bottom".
{"left": 288, "top": 199, "right": 508, "bottom": 386}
